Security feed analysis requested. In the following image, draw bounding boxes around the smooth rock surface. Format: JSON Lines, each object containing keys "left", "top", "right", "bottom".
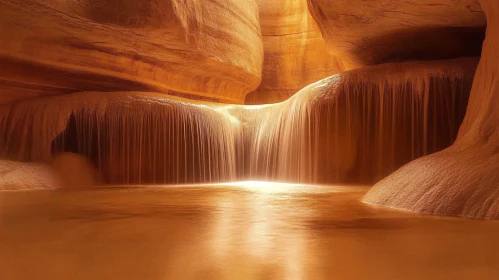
{"left": 364, "top": 0, "right": 499, "bottom": 219}
{"left": 308, "top": 0, "right": 486, "bottom": 68}
{"left": 0, "top": 0, "right": 263, "bottom": 104}
{"left": 245, "top": 0, "right": 344, "bottom": 104}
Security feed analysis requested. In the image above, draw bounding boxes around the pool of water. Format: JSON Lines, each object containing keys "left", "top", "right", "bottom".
{"left": 1, "top": 183, "right": 498, "bottom": 280}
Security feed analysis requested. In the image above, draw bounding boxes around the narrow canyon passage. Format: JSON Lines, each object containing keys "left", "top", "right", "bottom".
{"left": 1, "top": 0, "right": 499, "bottom": 278}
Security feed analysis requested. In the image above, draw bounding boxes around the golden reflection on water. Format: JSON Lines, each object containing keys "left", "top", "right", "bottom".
{"left": 1, "top": 184, "right": 499, "bottom": 280}
{"left": 210, "top": 182, "right": 312, "bottom": 279}
{"left": 204, "top": 181, "right": 363, "bottom": 193}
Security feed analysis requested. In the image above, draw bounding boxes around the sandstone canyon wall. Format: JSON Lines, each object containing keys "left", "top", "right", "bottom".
{"left": 364, "top": 0, "right": 499, "bottom": 219}
{"left": 0, "top": 0, "right": 263, "bottom": 104}
{"left": 307, "top": 0, "right": 486, "bottom": 68}
{"left": 245, "top": 0, "right": 344, "bottom": 104}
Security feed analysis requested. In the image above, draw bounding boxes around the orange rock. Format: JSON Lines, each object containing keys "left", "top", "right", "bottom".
{"left": 0, "top": 0, "right": 263, "bottom": 104}
{"left": 0, "top": 160, "right": 62, "bottom": 190}
{"left": 364, "top": 0, "right": 499, "bottom": 219}
{"left": 245, "top": 0, "right": 344, "bottom": 104}
{"left": 308, "top": 0, "right": 486, "bottom": 68}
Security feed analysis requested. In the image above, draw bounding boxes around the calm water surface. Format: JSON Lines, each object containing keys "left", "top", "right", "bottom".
{"left": 1, "top": 183, "right": 499, "bottom": 280}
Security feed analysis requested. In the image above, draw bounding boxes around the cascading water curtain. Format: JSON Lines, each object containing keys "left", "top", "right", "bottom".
{"left": 0, "top": 58, "right": 477, "bottom": 185}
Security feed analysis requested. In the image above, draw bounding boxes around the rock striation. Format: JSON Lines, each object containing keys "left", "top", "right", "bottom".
{"left": 364, "top": 0, "right": 499, "bottom": 219}
{"left": 0, "top": 0, "right": 263, "bottom": 104}
{"left": 307, "top": 0, "right": 486, "bottom": 68}
{"left": 245, "top": 0, "right": 344, "bottom": 104}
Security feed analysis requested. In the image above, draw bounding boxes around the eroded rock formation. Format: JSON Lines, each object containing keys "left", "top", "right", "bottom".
{"left": 245, "top": 0, "right": 344, "bottom": 104}
{"left": 0, "top": 0, "right": 263, "bottom": 104}
{"left": 307, "top": 0, "right": 486, "bottom": 68}
{"left": 364, "top": 0, "right": 499, "bottom": 219}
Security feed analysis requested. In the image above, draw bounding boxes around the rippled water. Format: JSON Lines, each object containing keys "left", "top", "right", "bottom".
{"left": 1, "top": 183, "right": 499, "bottom": 280}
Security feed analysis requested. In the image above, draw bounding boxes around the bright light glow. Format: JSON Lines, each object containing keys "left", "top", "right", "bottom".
{"left": 236, "top": 180, "right": 294, "bottom": 187}
{"left": 235, "top": 181, "right": 300, "bottom": 193}
{"left": 161, "top": 181, "right": 369, "bottom": 194}
{"left": 202, "top": 181, "right": 352, "bottom": 194}
{"left": 240, "top": 103, "right": 275, "bottom": 110}
{"left": 208, "top": 181, "right": 303, "bottom": 193}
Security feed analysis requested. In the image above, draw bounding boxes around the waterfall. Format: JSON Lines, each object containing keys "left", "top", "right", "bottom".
{"left": 239, "top": 58, "right": 476, "bottom": 183}
{"left": 0, "top": 58, "right": 477, "bottom": 185}
{"left": 0, "top": 93, "right": 239, "bottom": 184}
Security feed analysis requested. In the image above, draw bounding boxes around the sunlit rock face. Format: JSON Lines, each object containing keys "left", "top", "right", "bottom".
{"left": 0, "top": 58, "right": 476, "bottom": 185}
{"left": 0, "top": 0, "right": 263, "bottom": 104}
{"left": 307, "top": 0, "right": 486, "bottom": 68}
{"left": 364, "top": 0, "right": 499, "bottom": 219}
{"left": 245, "top": 0, "right": 344, "bottom": 104}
